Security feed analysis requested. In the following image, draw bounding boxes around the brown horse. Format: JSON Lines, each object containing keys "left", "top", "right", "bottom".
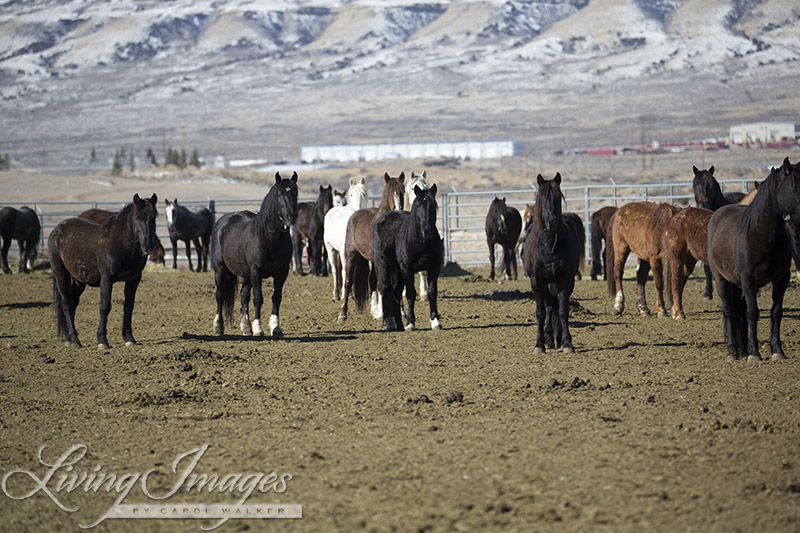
{"left": 662, "top": 183, "right": 759, "bottom": 319}
{"left": 589, "top": 206, "right": 617, "bottom": 281}
{"left": 523, "top": 204, "right": 585, "bottom": 280}
{"left": 79, "top": 208, "right": 165, "bottom": 266}
{"left": 338, "top": 172, "right": 405, "bottom": 322}
{"left": 606, "top": 202, "right": 681, "bottom": 317}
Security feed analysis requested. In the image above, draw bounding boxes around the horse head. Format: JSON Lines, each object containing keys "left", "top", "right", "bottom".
{"left": 274, "top": 171, "right": 299, "bottom": 231}
{"left": 775, "top": 158, "right": 800, "bottom": 224}
{"left": 133, "top": 193, "right": 159, "bottom": 255}
{"left": 490, "top": 197, "right": 507, "bottom": 232}
{"left": 381, "top": 172, "right": 405, "bottom": 212}
{"left": 523, "top": 204, "right": 535, "bottom": 232}
{"left": 406, "top": 170, "right": 428, "bottom": 209}
{"left": 412, "top": 184, "right": 438, "bottom": 238}
{"left": 535, "top": 173, "right": 564, "bottom": 232}
{"left": 318, "top": 185, "right": 333, "bottom": 215}
{"left": 164, "top": 198, "right": 178, "bottom": 225}
{"left": 348, "top": 177, "right": 368, "bottom": 210}
{"left": 333, "top": 189, "right": 346, "bottom": 208}
{"left": 692, "top": 165, "right": 718, "bottom": 209}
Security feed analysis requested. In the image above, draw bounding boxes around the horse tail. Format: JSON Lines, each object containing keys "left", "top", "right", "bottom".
{"left": 590, "top": 214, "right": 603, "bottom": 278}
{"left": 218, "top": 271, "right": 237, "bottom": 327}
{"left": 352, "top": 256, "right": 370, "bottom": 313}
{"left": 605, "top": 214, "right": 617, "bottom": 297}
{"left": 573, "top": 215, "right": 586, "bottom": 277}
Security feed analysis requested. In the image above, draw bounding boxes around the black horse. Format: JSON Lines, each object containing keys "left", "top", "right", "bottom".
{"left": 164, "top": 199, "right": 214, "bottom": 272}
{"left": 48, "top": 194, "right": 159, "bottom": 349}
{"left": 373, "top": 184, "right": 442, "bottom": 331}
{"left": 707, "top": 158, "right": 800, "bottom": 361}
{"left": 692, "top": 165, "right": 746, "bottom": 299}
{"left": 589, "top": 205, "right": 617, "bottom": 281}
{"left": 292, "top": 185, "right": 333, "bottom": 276}
{"left": 523, "top": 173, "right": 582, "bottom": 354}
{"left": 485, "top": 197, "right": 521, "bottom": 280}
{"left": 79, "top": 208, "right": 166, "bottom": 266}
{"left": 211, "top": 172, "right": 298, "bottom": 338}
{"left": 0, "top": 206, "right": 40, "bottom": 274}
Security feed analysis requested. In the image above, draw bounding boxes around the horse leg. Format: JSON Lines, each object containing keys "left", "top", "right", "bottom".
{"left": 543, "top": 291, "right": 556, "bottom": 350}
{"left": 635, "top": 259, "right": 652, "bottom": 316}
{"left": 558, "top": 284, "right": 575, "bottom": 353}
{"left": 419, "top": 271, "right": 428, "bottom": 301}
{"left": 239, "top": 282, "right": 253, "bottom": 335}
{"left": 402, "top": 273, "right": 417, "bottom": 331}
{"left": 53, "top": 264, "right": 82, "bottom": 347}
{"left": 488, "top": 240, "right": 496, "bottom": 280}
{"left": 268, "top": 271, "right": 287, "bottom": 337}
{"left": 672, "top": 256, "right": 695, "bottom": 320}
{"left": 651, "top": 257, "right": 667, "bottom": 317}
{"left": 369, "top": 264, "right": 383, "bottom": 320}
{"left": 291, "top": 233, "right": 304, "bottom": 275}
{"left": 715, "top": 276, "right": 742, "bottom": 360}
{"left": 1, "top": 236, "right": 11, "bottom": 274}
{"left": 121, "top": 275, "right": 140, "bottom": 346}
{"left": 379, "top": 266, "right": 398, "bottom": 331}
{"left": 307, "top": 240, "right": 318, "bottom": 276}
{"left": 426, "top": 270, "right": 441, "bottom": 329}
{"left": 17, "top": 240, "right": 29, "bottom": 273}
{"left": 532, "top": 282, "right": 547, "bottom": 354}
{"left": 510, "top": 247, "right": 518, "bottom": 280}
{"left": 768, "top": 271, "right": 790, "bottom": 361}
{"left": 170, "top": 236, "right": 179, "bottom": 270}
{"left": 611, "top": 246, "right": 630, "bottom": 315}
{"left": 96, "top": 277, "right": 113, "bottom": 350}
{"left": 338, "top": 255, "right": 354, "bottom": 322}
{"left": 502, "top": 245, "right": 511, "bottom": 281}
{"left": 213, "top": 267, "right": 232, "bottom": 336}
{"left": 702, "top": 263, "right": 713, "bottom": 300}
{"left": 185, "top": 239, "right": 195, "bottom": 272}
{"left": 741, "top": 276, "right": 761, "bottom": 361}
{"left": 331, "top": 250, "right": 342, "bottom": 300}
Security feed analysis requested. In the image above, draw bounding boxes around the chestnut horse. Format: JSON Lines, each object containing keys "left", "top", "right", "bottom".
{"left": 589, "top": 206, "right": 617, "bottom": 281}
{"left": 708, "top": 158, "right": 800, "bottom": 361}
{"left": 606, "top": 201, "right": 681, "bottom": 317}
{"left": 662, "top": 183, "right": 759, "bottom": 319}
{"left": 79, "top": 208, "right": 165, "bottom": 266}
{"left": 338, "top": 172, "right": 405, "bottom": 322}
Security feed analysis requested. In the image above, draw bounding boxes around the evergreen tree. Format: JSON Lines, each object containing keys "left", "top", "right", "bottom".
{"left": 190, "top": 148, "right": 200, "bottom": 168}
{"left": 129, "top": 152, "right": 135, "bottom": 171}
{"left": 111, "top": 149, "right": 123, "bottom": 176}
{"left": 90, "top": 148, "right": 97, "bottom": 164}
{"left": 179, "top": 148, "right": 187, "bottom": 169}
{"left": 146, "top": 148, "right": 157, "bottom": 166}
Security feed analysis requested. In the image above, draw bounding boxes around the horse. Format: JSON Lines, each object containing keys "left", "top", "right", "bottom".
{"left": 164, "top": 199, "right": 214, "bottom": 272}
{"left": 211, "top": 172, "right": 298, "bottom": 338}
{"left": 707, "top": 158, "right": 800, "bottom": 361}
{"left": 485, "top": 197, "right": 522, "bottom": 280}
{"left": 373, "top": 184, "right": 442, "bottom": 331}
{"left": 291, "top": 185, "right": 333, "bottom": 276}
{"left": 0, "top": 206, "right": 40, "bottom": 274}
{"left": 523, "top": 204, "right": 585, "bottom": 280}
{"left": 338, "top": 172, "right": 405, "bottom": 322}
{"left": 605, "top": 201, "right": 681, "bottom": 317}
{"left": 404, "top": 170, "right": 431, "bottom": 300}
{"left": 692, "top": 165, "right": 746, "bottom": 299}
{"left": 79, "top": 208, "right": 166, "bottom": 266}
{"left": 332, "top": 189, "right": 346, "bottom": 208}
{"left": 324, "top": 177, "right": 368, "bottom": 300}
{"left": 48, "top": 194, "right": 159, "bottom": 349}
{"left": 662, "top": 183, "right": 760, "bottom": 319}
{"left": 523, "top": 173, "right": 583, "bottom": 354}
{"left": 589, "top": 206, "right": 617, "bottom": 281}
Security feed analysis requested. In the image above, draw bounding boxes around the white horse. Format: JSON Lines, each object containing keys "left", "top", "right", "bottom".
{"left": 324, "top": 177, "right": 368, "bottom": 300}
{"left": 405, "top": 170, "right": 430, "bottom": 301}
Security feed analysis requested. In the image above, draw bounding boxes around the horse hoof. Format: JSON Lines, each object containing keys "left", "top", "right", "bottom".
{"left": 533, "top": 346, "right": 544, "bottom": 355}
{"left": 672, "top": 313, "right": 685, "bottom": 320}
{"left": 702, "top": 295, "right": 712, "bottom": 301}
{"left": 726, "top": 354, "right": 739, "bottom": 362}
{"left": 125, "top": 341, "right": 136, "bottom": 347}
{"left": 747, "top": 355, "right": 762, "bottom": 363}
{"left": 772, "top": 353, "right": 787, "bottom": 361}
{"left": 98, "top": 343, "right": 109, "bottom": 351}
{"left": 431, "top": 318, "right": 442, "bottom": 330}
{"left": 405, "top": 323, "right": 416, "bottom": 331}
{"left": 252, "top": 319, "right": 264, "bottom": 336}
{"left": 563, "top": 346, "right": 575, "bottom": 354}
{"left": 271, "top": 327, "right": 283, "bottom": 338}
{"left": 337, "top": 315, "right": 347, "bottom": 323}
{"left": 657, "top": 312, "right": 667, "bottom": 318}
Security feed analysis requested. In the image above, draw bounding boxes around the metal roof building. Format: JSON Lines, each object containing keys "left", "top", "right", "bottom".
{"left": 301, "top": 140, "right": 522, "bottom": 163}
{"left": 729, "top": 122, "right": 800, "bottom": 144}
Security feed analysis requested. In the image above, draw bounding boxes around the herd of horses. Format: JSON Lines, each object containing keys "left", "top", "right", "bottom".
{"left": 3, "top": 158, "right": 799, "bottom": 362}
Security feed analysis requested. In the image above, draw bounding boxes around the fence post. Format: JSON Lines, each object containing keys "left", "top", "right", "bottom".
{"left": 442, "top": 193, "right": 450, "bottom": 264}
{"left": 583, "top": 186, "right": 591, "bottom": 266}
{"left": 208, "top": 199, "right": 215, "bottom": 221}
{"left": 641, "top": 184, "right": 647, "bottom": 201}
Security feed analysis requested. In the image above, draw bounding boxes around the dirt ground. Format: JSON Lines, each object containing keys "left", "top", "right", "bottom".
{"left": 1, "top": 259, "right": 799, "bottom": 532}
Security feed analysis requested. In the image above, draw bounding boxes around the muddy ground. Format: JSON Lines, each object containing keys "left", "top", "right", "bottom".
{"left": 1, "top": 262, "right": 799, "bottom": 532}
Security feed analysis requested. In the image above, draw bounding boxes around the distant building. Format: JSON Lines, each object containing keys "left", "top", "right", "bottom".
{"left": 301, "top": 140, "right": 522, "bottom": 163}
{"left": 729, "top": 122, "right": 800, "bottom": 144}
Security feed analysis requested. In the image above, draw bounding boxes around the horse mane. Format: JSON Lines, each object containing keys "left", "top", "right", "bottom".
{"left": 256, "top": 183, "right": 280, "bottom": 231}
{"left": 739, "top": 166, "right": 779, "bottom": 233}
{"left": 649, "top": 203, "right": 678, "bottom": 234}
{"left": 532, "top": 180, "right": 563, "bottom": 231}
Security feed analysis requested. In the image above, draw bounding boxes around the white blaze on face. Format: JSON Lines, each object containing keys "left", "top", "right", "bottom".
{"left": 394, "top": 193, "right": 402, "bottom": 211}
{"left": 166, "top": 204, "right": 175, "bottom": 225}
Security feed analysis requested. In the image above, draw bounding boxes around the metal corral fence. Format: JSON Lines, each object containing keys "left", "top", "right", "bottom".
{"left": 4, "top": 179, "right": 752, "bottom": 269}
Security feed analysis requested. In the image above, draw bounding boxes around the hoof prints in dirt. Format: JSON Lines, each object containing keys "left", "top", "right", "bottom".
{"left": 152, "top": 347, "right": 242, "bottom": 363}
{"left": 120, "top": 389, "right": 196, "bottom": 406}
{"left": 406, "top": 391, "right": 465, "bottom": 405}
{"left": 548, "top": 376, "right": 611, "bottom": 391}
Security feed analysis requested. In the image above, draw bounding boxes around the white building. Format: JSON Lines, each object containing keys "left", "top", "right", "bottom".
{"left": 301, "top": 140, "right": 522, "bottom": 163}
{"left": 729, "top": 122, "right": 800, "bottom": 144}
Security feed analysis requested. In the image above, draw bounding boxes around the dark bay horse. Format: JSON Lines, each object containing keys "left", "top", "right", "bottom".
{"left": 373, "top": 184, "right": 442, "bottom": 331}
{"left": 606, "top": 201, "right": 681, "bottom": 317}
{"left": 485, "top": 197, "right": 522, "bottom": 280}
{"left": 48, "top": 194, "right": 159, "bottom": 349}
{"left": 523, "top": 173, "right": 582, "bottom": 354}
{"left": 708, "top": 158, "right": 800, "bottom": 361}
{"left": 662, "top": 183, "right": 759, "bottom": 319}
{"left": 211, "top": 172, "right": 298, "bottom": 338}
{"left": 292, "top": 185, "right": 333, "bottom": 276}
{"left": 164, "top": 199, "right": 214, "bottom": 272}
{"left": 0, "top": 206, "right": 40, "bottom": 274}
{"left": 589, "top": 206, "right": 617, "bottom": 281}
{"left": 692, "top": 165, "right": 746, "bottom": 299}
{"left": 79, "top": 208, "right": 165, "bottom": 266}
{"left": 338, "top": 172, "right": 405, "bottom": 322}
{"left": 523, "top": 204, "right": 585, "bottom": 280}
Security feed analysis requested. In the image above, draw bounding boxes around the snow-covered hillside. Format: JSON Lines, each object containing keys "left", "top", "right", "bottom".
{"left": 1, "top": 0, "right": 798, "bottom": 162}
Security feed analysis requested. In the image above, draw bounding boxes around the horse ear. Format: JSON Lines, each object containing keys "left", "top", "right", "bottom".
{"left": 422, "top": 170, "right": 427, "bottom": 179}
{"left": 782, "top": 157, "right": 792, "bottom": 173}
{"left": 708, "top": 165, "right": 714, "bottom": 175}
{"left": 173, "top": 198, "right": 178, "bottom": 204}
{"left": 414, "top": 184, "right": 422, "bottom": 196}
{"left": 430, "top": 183, "right": 437, "bottom": 196}
{"left": 692, "top": 166, "right": 699, "bottom": 175}
{"left": 133, "top": 194, "right": 141, "bottom": 205}
{"left": 398, "top": 172, "right": 405, "bottom": 183}
{"left": 319, "top": 185, "right": 324, "bottom": 192}
{"left": 291, "top": 171, "right": 298, "bottom": 183}
{"left": 753, "top": 181, "right": 759, "bottom": 190}
{"left": 554, "top": 172, "right": 561, "bottom": 185}
{"left": 151, "top": 194, "right": 158, "bottom": 204}
{"left": 349, "top": 177, "right": 355, "bottom": 186}
{"left": 384, "top": 173, "right": 390, "bottom": 183}
{"left": 537, "top": 174, "right": 545, "bottom": 186}
{"left": 275, "top": 172, "right": 282, "bottom": 183}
